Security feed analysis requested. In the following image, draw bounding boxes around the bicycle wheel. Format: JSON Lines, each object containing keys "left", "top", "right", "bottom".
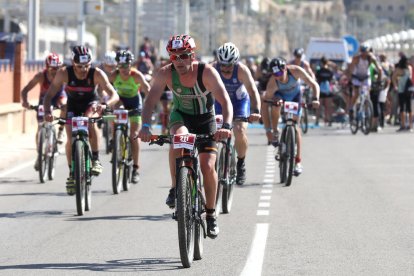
{"left": 123, "top": 136, "right": 132, "bottom": 191}
{"left": 104, "top": 120, "right": 111, "bottom": 154}
{"left": 112, "top": 129, "right": 124, "bottom": 194}
{"left": 194, "top": 174, "right": 205, "bottom": 261}
{"left": 85, "top": 149, "right": 92, "bottom": 212}
{"left": 300, "top": 106, "right": 308, "bottom": 134}
{"left": 222, "top": 143, "right": 236, "bottom": 214}
{"left": 48, "top": 129, "right": 57, "bottom": 180}
{"left": 74, "top": 141, "right": 86, "bottom": 216}
{"left": 215, "top": 143, "right": 224, "bottom": 214}
{"left": 350, "top": 107, "right": 359, "bottom": 134}
{"left": 38, "top": 128, "right": 48, "bottom": 183}
{"left": 279, "top": 128, "right": 287, "bottom": 184}
{"left": 362, "top": 100, "right": 373, "bottom": 135}
{"left": 176, "top": 166, "right": 195, "bottom": 268}
{"left": 285, "top": 126, "right": 296, "bottom": 187}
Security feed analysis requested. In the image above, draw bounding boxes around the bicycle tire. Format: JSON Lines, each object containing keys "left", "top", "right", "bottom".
{"left": 48, "top": 130, "right": 57, "bottom": 180}
{"left": 194, "top": 175, "right": 205, "bottom": 261}
{"left": 279, "top": 128, "right": 287, "bottom": 184}
{"left": 85, "top": 147, "right": 92, "bottom": 212}
{"left": 38, "top": 128, "right": 48, "bottom": 183}
{"left": 75, "top": 140, "right": 86, "bottom": 216}
{"left": 301, "top": 106, "right": 308, "bottom": 134}
{"left": 362, "top": 100, "right": 373, "bottom": 135}
{"left": 215, "top": 143, "right": 224, "bottom": 215}
{"left": 112, "top": 129, "right": 124, "bottom": 194}
{"left": 222, "top": 143, "right": 236, "bottom": 214}
{"left": 285, "top": 126, "right": 296, "bottom": 187}
{"left": 122, "top": 136, "right": 132, "bottom": 191}
{"left": 350, "top": 107, "right": 359, "bottom": 135}
{"left": 176, "top": 166, "right": 195, "bottom": 268}
{"left": 104, "top": 120, "right": 111, "bottom": 154}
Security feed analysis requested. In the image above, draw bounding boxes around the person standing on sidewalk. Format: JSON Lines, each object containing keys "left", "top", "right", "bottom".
{"left": 21, "top": 53, "right": 67, "bottom": 171}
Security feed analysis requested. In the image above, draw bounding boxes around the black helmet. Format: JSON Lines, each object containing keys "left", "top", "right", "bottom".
{"left": 360, "top": 44, "right": 369, "bottom": 53}
{"left": 260, "top": 57, "right": 271, "bottom": 73}
{"left": 293, "top": 48, "right": 304, "bottom": 57}
{"left": 71, "top": 45, "right": 92, "bottom": 64}
{"left": 116, "top": 50, "right": 134, "bottom": 64}
{"left": 269, "top": 57, "right": 287, "bottom": 75}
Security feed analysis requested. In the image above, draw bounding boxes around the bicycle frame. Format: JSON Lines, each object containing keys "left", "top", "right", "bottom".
{"left": 350, "top": 84, "right": 373, "bottom": 135}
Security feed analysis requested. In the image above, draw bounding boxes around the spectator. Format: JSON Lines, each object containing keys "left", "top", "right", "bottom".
{"left": 139, "top": 36, "right": 157, "bottom": 65}
{"left": 316, "top": 56, "right": 334, "bottom": 126}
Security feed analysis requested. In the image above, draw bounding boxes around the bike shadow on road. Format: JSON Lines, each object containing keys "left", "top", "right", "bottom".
{"left": 0, "top": 177, "right": 35, "bottom": 185}
{"left": 0, "top": 257, "right": 182, "bottom": 272}
{"left": 67, "top": 214, "right": 172, "bottom": 222}
{"left": 0, "top": 210, "right": 64, "bottom": 218}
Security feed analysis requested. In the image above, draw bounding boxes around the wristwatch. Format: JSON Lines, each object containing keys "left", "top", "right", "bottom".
{"left": 221, "top": 122, "right": 232, "bottom": 130}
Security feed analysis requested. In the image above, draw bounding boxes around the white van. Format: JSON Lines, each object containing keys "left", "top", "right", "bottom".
{"left": 305, "top": 37, "right": 349, "bottom": 68}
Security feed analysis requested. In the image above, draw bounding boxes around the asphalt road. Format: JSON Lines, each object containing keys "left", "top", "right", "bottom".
{"left": 0, "top": 125, "right": 414, "bottom": 275}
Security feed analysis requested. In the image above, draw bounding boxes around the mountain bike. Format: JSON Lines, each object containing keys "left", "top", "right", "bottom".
{"left": 30, "top": 105, "right": 61, "bottom": 183}
{"left": 70, "top": 116, "right": 101, "bottom": 216}
{"left": 266, "top": 99, "right": 299, "bottom": 186}
{"left": 214, "top": 115, "right": 236, "bottom": 214}
{"left": 105, "top": 109, "right": 135, "bottom": 194}
{"left": 150, "top": 133, "right": 214, "bottom": 268}
{"left": 350, "top": 82, "right": 373, "bottom": 135}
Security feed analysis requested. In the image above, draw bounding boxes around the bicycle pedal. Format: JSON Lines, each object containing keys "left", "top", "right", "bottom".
{"left": 275, "top": 154, "right": 280, "bottom": 161}
{"left": 172, "top": 212, "right": 177, "bottom": 220}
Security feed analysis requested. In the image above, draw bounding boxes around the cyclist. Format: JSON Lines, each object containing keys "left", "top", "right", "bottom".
{"left": 347, "top": 45, "right": 382, "bottom": 119}
{"left": 98, "top": 51, "right": 117, "bottom": 105}
{"left": 289, "top": 48, "right": 315, "bottom": 79}
{"left": 213, "top": 42, "right": 261, "bottom": 185}
{"left": 264, "top": 57, "right": 320, "bottom": 175}
{"left": 43, "top": 45, "right": 119, "bottom": 195}
{"left": 138, "top": 34, "right": 233, "bottom": 238}
{"left": 21, "top": 53, "right": 67, "bottom": 171}
{"left": 108, "top": 50, "right": 151, "bottom": 183}
{"left": 255, "top": 57, "right": 275, "bottom": 144}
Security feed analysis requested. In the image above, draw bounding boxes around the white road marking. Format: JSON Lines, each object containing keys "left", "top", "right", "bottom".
{"left": 262, "top": 184, "right": 273, "bottom": 189}
{"left": 260, "top": 195, "right": 271, "bottom": 201}
{"left": 257, "top": 210, "right": 270, "bottom": 216}
{"left": 258, "top": 202, "right": 270, "bottom": 208}
{"left": 261, "top": 189, "right": 272, "bottom": 194}
{"left": 240, "top": 223, "right": 269, "bottom": 276}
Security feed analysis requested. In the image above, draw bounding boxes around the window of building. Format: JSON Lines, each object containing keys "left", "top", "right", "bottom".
{"left": 400, "top": 5, "right": 405, "bottom": 11}
{"left": 364, "top": 4, "right": 370, "bottom": 11}
{"left": 376, "top": 5, "right": 382, "bottom": 11}
{"left": 388, "top": 5, "right": 393, "bottom": 11}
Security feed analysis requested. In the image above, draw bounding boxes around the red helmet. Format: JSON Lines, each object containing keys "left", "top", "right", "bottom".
{"left": 166, "top": 34, "right": 196, "bottom": 53}
{"left": 45, "top": 53, "right": 62, "bottom": 68}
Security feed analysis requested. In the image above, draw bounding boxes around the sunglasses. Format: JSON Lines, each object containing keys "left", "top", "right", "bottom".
{"left": 74, "top": 63, "right": 91, "bottom": 69}
{"left": 273, "top": 71, "right": 284, "bottom": 77}
{"left": 118, "top": 64, "right": 131, "bottom": 69}
{"left": 170, "top": 53, "right": 192, "bottom": 61}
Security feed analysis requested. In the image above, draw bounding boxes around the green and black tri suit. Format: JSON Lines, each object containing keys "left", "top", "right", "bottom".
{"left": 169, "top": 62, "right": 217, "bottom": 153}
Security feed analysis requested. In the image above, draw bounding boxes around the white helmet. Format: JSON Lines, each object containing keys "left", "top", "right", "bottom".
{"left": 217, "top": 42, "right": 240, "bottom": 65}
{"left": 103, "top": 51, "right": 117, "bottom": 66}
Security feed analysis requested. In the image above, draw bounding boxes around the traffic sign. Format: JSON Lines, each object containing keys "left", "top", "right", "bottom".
{"left": 343, "top": 35, "right": 359, "bottom": 57}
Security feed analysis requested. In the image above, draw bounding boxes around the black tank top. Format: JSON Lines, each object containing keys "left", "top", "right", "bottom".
{"left": 65, "top": 66, "right": 97, "bottom": 101}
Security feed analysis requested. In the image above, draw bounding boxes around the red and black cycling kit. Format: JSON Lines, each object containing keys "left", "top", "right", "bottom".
{"left": 65, "top": 66, "right": 99, "bottom": 119}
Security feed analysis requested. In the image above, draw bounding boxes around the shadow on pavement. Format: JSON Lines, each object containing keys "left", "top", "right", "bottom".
{"left": 0, "top": 178, "right": 34, "bottom": 185}
{"left": 0, "top": 210, "right": 64, "bottom": 218}
{"left": 67, "top": 214, "right": 172, "bottom": 222}
{"left": 0, "top": 258, "right": 182, "bottom": 272}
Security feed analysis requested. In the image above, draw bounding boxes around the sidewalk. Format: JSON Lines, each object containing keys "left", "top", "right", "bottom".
{"left": 0, "top": 132, "right": 37, "bottom": 173}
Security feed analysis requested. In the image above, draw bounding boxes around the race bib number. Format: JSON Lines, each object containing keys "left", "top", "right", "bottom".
{"left": 173, "top": 134, "right": 196, "bottom": 150}
{"left": 72, "top": 117, "right": 89, "bottom": 133}
{"left": 38, "top": 105, "right": 45, "bottom": 117}
{"left": 114, "top": 109, "right": 128, "bottom": 124}
{"left": 284, "top": 101, "right": 299, "bottom": 115}
{"left": 215, "top": 115, "right": 223, "bottom": 129}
